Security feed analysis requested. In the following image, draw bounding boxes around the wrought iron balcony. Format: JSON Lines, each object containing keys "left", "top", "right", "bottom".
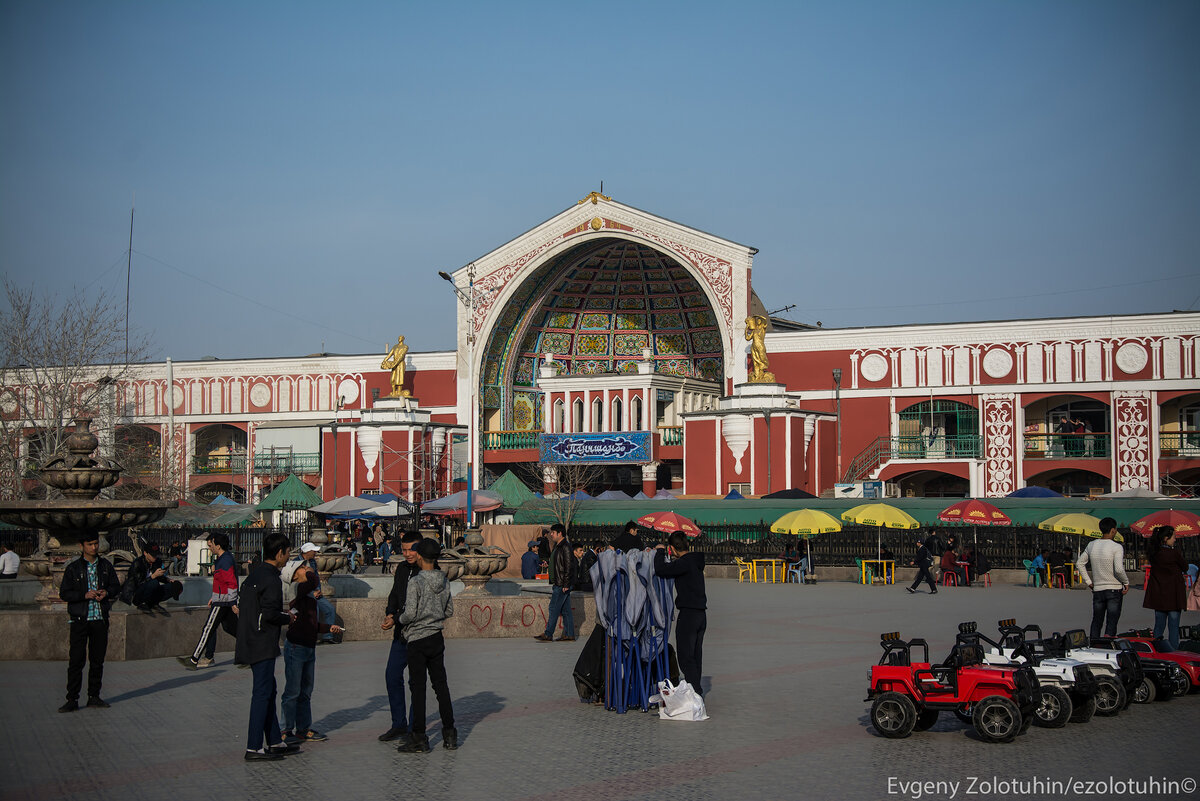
{"left": 1023, "top": 433, "right": 1110, "bottom": 459}
{"left": 253, "top": 453, "right": 320, "bottom": 474}
{"left": 843, "top": 434, "right": 983, "bottom": 482}
{"left": 192, "top": 453, "right": 247, "bottom": 474}
{"left": 483, "top": 430, "right": 541, "bottom": 450}
{"left": 1160, "top": 430, "right": 1200, "bottom": 457}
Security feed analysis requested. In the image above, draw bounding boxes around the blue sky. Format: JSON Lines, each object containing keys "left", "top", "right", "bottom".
{"left": 2, "top": 0, "right": 1197, "bottom": 361}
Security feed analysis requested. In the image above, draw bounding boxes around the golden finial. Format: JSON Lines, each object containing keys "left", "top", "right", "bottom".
{"left": 577, "top": 191, "right": 612, "bottom": 206}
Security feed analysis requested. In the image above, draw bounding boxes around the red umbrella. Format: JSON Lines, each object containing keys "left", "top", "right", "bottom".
{"left": 636, "top": 511, "right": 702, "bottom": 537}
{"left": 938, "top": 499, "right": 1012, "bottom": 526}
{"left": 1130, "top": 509, "right": 1200, "bottom": 538}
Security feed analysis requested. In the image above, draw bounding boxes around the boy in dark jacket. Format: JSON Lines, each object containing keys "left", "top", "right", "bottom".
{"left": 235, "top": 533, "right": 299, "bottom": 762}
{"left": 396, "top": 538, "right": 457, "bottom": 753}
{"left": 57, "top": 533, "right": 122, "bottom": 712}
{"left": 378, "top": 531, "right": 423, "bottom": 743}
{"left": 121, "top": 544, "right": 183, "bottom": 612}
{"left": 654, "top": 531, "right": 707, "bottom": 696}
{"left": 280, "top": 563, "right": 343, "bottom": 743}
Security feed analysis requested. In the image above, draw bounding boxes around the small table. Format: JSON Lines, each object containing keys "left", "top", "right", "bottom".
{"left": 862, "top": 559, "right": 895, "bottom": 585}
{"left": 753, "top": 558, "right": 785, "bottom": 583}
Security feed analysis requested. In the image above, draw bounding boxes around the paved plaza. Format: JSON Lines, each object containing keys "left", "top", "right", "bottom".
{"left": 2, "top": 580, "right": 1197, "bottom": 801}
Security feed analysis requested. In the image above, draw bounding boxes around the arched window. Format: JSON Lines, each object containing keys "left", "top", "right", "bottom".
{"left": 591, "top": 398, "right": 603, "bottom": 432}
{"left": 612, "top": 397, "right": 624, "bottom": 431}
{"left": 552, "top": 400, "right": 565, "bottom": 434}
{"left": 631, "top": 396, "right": 643, "bottom": 430}
{"left": 897, "top": 400, "right": 980, "bottom": 459}
{"left": 572, "top": 399, "right": 584, "bottom": 433}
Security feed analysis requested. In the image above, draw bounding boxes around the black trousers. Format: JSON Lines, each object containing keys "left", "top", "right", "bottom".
{"left": 66, "top": 619, "right": 109, "bottom": 701}
{"left": 191, "top": 605, "right": 238, "bottom": 661}
{"left": 910, "top": 566, "right": 937, "bottom": 591}
{"left": 675, "top": 608, "right": 706, "bottom": 695}
{"left": 407, "top": 632, "right": 455, "bottom": 737}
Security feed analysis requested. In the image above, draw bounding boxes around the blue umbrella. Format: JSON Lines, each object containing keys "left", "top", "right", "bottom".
{"left": 724, "top": 489, "right": 745, "bottom": 500}
{"left": 1007, "top": 486, "right": 1064, "bottom": 498}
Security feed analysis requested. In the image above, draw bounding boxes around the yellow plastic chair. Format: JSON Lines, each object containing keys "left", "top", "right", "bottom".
{"left": 735, "top": 557, "right": 754, "bottom": 583}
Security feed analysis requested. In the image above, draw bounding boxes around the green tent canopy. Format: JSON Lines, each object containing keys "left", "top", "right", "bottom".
{"left": 486, "top": 470, "right": 538, "bottom": 509}
{"left": 256, "top": 474, "right": 322, "bottom": 511}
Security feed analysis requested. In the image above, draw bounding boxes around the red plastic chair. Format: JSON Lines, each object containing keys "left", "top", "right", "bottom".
{"left": 980, "top": 573, "right": 992, "bottom": 587}
{"left": 941, "top": 571, "right": 958, "bottom": 587}
{"left": 1051, "top": 573, "right": 1066, "bottom": 589}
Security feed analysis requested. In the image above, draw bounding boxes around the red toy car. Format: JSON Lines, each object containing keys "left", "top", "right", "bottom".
{"left": 1116, "top": 633, "right": 1200, "bottom": 693}
{"left": 866, "top": 631, "right": 1039, "bottom": 743}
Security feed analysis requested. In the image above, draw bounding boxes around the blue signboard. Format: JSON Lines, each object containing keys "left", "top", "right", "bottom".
{"left": 539, "top": 432, "right": 652, "bottom": 464}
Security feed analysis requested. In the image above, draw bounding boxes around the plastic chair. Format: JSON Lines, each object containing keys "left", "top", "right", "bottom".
{"left": 1143, "top": 565, "right": 1151, "bottom": 589}
{"left": 1051, "top": 572, "right": 1066, "bottom": 589}
{"left": 734, "top": 557, "right": 754, "bottom": 583}
{"left": 979, "top": 572, "right": 992, "bottom": 587}
{"left": 786, "top": 560, "right": 806, "bottom": 584}
{"left": 1023, "top": 560, "right": 1043, "bottom": 587}
{"left": 1187, "top": 564, "right": 1198, "bottom": 588}
{"left": 855, "top": 558, "right": 874, "bottom": 585}
{"left": 940, "top": 570, "right": 958, "bottom": 587}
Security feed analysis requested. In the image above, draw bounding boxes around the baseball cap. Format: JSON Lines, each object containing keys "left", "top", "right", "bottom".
{"left": 300, "top": 542, "right": 320, "bottom": 554}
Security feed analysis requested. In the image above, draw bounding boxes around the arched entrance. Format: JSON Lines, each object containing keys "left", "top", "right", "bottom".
{"left": 1026, "top": 468, "right": 1109, "bottom": 498}
{"left": 478, "top": 238, "right": 726, "bottom": 433}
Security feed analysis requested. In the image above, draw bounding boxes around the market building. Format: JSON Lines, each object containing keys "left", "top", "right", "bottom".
{"left": 7, "top": 194, "right": 1199, "bottom": 504}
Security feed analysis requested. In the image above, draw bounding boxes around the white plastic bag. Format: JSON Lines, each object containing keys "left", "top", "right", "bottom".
{"left": 652, "top": 679, "right": 709, "bottom": 721}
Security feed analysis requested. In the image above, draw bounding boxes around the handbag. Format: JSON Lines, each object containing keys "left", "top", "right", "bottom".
{"left": 653, "top": 679, "right": 709, "bottom": 721}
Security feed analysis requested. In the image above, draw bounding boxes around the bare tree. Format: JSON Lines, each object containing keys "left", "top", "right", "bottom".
{"left": 518, "top": 460, "right": 605, "bottom": 529}
{"left": 0, "top": 278, "right": 150, "bottom": 498}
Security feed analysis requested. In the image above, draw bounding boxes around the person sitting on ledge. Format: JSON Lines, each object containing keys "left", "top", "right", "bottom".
{"left": 121, "top": 544, "right": 183, "bottom": 612}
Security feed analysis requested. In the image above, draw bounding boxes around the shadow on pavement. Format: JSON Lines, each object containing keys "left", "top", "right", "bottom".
{"left": 438, "top": 690, "right": 505, "bottom": 742}
{"left": 314, "top": 694, "right": 388, "bottom": 734}
{"left": 106, "top": 671, "right": 221, "bottom": 703}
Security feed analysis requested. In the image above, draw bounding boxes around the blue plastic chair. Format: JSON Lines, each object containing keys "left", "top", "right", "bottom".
{"left": 1023, "top": 559, "right": 1043, "bottom": 587}
{"left": 855, "top": 558, "right": 874, "bottom": 585}
{"left": 786, "top": 559, "right": 806, "bottom": 584}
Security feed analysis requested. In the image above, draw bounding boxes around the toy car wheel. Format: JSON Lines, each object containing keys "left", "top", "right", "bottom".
{"left": 1131, "top": 676, "right": 1156, "bottom": 704}
{"left": 972, "top": 695, "right": 1022, "bottom": 743}
{"left": 913, "top": 709, "right": 939, "bottom": 732}
{"left": 1068, "top": 694, "right": 1096, "bottom": 724}
{"left": 1033, "top": 685, "right": 1072, "bottom": 728}
{"left": 1093, "top": 676, "right": 1124, "bottom": 716}
{"left": 870, "top": 692, "right": 917, "bottom": 739}
{"left": 1170, "top": 670, "right": 1190, "bottom": 698}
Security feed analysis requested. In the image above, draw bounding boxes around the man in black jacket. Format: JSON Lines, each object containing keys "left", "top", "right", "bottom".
{"left": 906, "top": 535, "right": 939, "bottom": 594}
{"left": 378, "top": 530, "right": 422, "bottom": 743}
{"left": 57, "top": 533, "right": 122, "bottom": 712}
{"left": 235, "top": 533, "right": 299, "bottom": 761}
{"left": 654, "top": 531, "right": 707, "bottom": 696}
{"left": 534, "top": 523, "right": 575, "bottom": 643}
{"left": 120, "top": 544, "right": 183, "bottom": 612}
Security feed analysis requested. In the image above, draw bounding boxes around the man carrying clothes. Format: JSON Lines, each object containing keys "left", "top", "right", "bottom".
{"left": 235, "top": 532, "right": 301, "bottom": 762}
{"left": 396, "top": 538, "right": 457, "bottom": 753}
{"left": 534, "top": 523, "right": 575, "bottom": 643}
{"left": 654, "top": 531, "right": 707, "bottom": 696}
{"left": 1076, "top": 516, "right": 1130, "bottom": 638}
{"left": 178, "top": 532, "right": 238, "bottom": 670}
{"left": 378, "top": 531, "right": 422, "bottom": 743}
{"left": 57, "top": 533, "right": 122, "bottom": 712}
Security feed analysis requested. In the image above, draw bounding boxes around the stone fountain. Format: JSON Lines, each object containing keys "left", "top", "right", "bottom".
{"left": 439, "top": 529, "right": 509, "bottom": 595}
{"left": 0, "top": 418, "right": 176, "bottom": 607}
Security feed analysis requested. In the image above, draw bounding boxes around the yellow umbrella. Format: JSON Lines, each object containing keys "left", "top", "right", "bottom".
{"left": 841, "top": 503, "right": 921, "bottom": 561}
{"left": 770, "top": 509, "right": 842, "bottom": 576}
{"left": 1037, "top": 512, "right": 1123, "bottom": 542}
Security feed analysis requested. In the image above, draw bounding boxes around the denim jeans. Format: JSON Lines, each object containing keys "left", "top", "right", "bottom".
{"left": 385, "top": 638, "right": 409, "bottom": 730}
{"left": 1153, "top": 609, "right": 1181, "bottom": 650}
{"left": 247, "top": 658, "right": 282, "bottom": 751}
{"left": 281, "top": 641, "right": 316, "bottom": 734}
{"left": 316, "top": 596, "right": 336, "bottom": 642}
{"left": 543, "top": 586, "right": 574, "bottom": 639}
{"left": 1089, "top": 589, "right": 1124, "bottom": 638}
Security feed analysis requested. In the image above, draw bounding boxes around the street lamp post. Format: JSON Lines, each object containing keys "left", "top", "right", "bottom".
{"left": 439, "top": 265, "right": 478, "bottom": 527}
{"left": 832, "top": 368, "right": 842, "bottom": 483}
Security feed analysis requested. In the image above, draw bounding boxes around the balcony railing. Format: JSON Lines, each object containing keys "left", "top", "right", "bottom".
{"left": 842, "top": 434, "right": 983, "bottom": 482}
{"left": 658, "top": 426, "right": 684, "bottom": 446}
{"left": 1023, "top": 433, "right": 1110, "bottom": 459}
{"left": 483, "top": 430, "right": 541, "bottom": 450}
{"left": 1160, "top": 430, "right": 1200, "bottom": 457}
{"left": 192, "top": 452, "right": 320, "bottom": 475}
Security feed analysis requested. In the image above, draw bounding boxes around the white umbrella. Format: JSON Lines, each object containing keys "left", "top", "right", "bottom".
{"left": 422, "top": 490, "right": 503, "bottom": 515}
{"left": 1097, "top": 487, "right": 1169, "bottom": 499}
{"left": 309, "top": 495, "right": 385, "bottom": 515}
{"left": 363, "top": 499, "right": 414, "bottom": 517}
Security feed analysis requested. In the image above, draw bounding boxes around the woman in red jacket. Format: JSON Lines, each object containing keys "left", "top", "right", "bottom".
{"left": 1143, "top": 526, "right": 1188, "bottom": 649}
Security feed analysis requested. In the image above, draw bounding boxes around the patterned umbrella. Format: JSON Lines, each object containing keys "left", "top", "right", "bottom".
{"left": 1130, "top": 509, "right": 1200, "bottom": 538}
{"left": 636, "top": 510, "right": 702, "bottom": 537}
{"left": 841, "top": 503, "right": 921, "bottom": 561}
{"left": 938, "top": 499, "right": 1012, "bottom": 551}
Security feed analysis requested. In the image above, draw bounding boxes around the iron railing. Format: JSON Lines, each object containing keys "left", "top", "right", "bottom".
{"left": 842, "top": 434, "right": 982, "bottom": 482}
{"left": 1160, "top": 431, "right": 1200, "bottom": 457}
{"left": 483, "top": 430, "right": 541, "bottom": 450}
{"left": 658, "top": 426, "right": 683, "bottom": 446}
{"left": 192, "top": 452, "right": 320, "bottom": 475}
{"left": 1023, "top": 433, "right": 1110, "bottom": 459}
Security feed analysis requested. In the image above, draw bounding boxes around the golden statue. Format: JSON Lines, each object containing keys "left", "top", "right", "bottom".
{"left": 381, "top": 335, "right": 411, "bottom": 398}
{"left": 745, "top": 315, "right": 775, "bottom": 383}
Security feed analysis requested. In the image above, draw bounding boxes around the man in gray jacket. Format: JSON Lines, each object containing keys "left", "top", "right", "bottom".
{"left": 396, "top": 538, "right": 457, "bottom": 754}
{"left": 1075, "top": 516, "right": 1130, "bottom": 638}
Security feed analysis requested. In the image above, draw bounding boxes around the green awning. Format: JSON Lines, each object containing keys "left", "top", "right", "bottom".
{"left": 512, "top": 497, "right": 1200, "bottom": 530}
{"left": 256, "top": 474, "right": 322, "bottom": 511}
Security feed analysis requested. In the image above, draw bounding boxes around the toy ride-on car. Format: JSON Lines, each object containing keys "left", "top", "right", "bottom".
{"left": 970, "top": 620, "right": 1099, "bottom": 727}
{"left": 1028, "top": 626, "right": 1135, "bottom": 714}
{"left": 1088, "top": 636, "right": 1186, "bottom": 703}
{"left": 1113, "top": 632, "right": 1200, "bottom": 695}
{"left": 866, "top": 631, "right": 1039, "bottom": 743}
